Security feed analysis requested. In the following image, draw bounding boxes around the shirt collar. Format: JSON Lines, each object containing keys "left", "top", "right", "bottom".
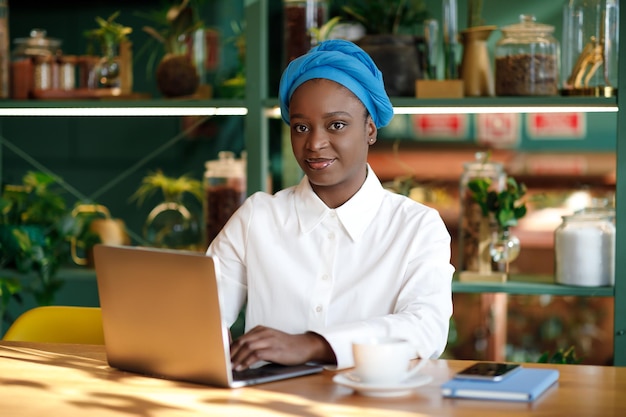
{"left": 295, "top": 165, "right": 385, "bottom": 242}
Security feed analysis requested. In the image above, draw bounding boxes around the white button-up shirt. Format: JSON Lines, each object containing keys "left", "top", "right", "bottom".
{"left": 207, "top": 166, "right": 454, "bottom": 369}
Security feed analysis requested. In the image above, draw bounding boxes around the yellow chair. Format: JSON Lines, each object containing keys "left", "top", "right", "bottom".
{"left": 2, "top": 306, "right": 104, "bottom": 344}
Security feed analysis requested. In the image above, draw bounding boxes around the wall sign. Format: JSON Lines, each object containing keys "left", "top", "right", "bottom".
{"left": 527, "top": 113, "right": 586, "bottom": 139}
{"left": 412, "top": 114, "right": 468, "bottom": 139}
{"left": 475, "top": 113, "right": 520, "bottom": 148}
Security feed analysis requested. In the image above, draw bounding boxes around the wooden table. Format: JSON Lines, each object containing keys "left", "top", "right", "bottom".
{"left": 1, "top": 341, "right": 624, "bottom": 416}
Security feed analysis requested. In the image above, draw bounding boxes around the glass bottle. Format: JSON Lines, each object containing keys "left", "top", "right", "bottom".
{"left": 204, "top": 151, "right": 247, "bottom": 246}
{"left": 495, "top": 14, "right": 560, "bottom": 96}
{"left": 88, "top": 41, "right": 120, "bottom": 89}
{"left": 555, "top": 212, "right": 615, "bottom": 286}
{"left": 144, "top": 199, "right": 202, "bottom": 251}
{"left": 283, "top": 0, "right": 328, "bottom": 65}
{"left": 458, "top": 152, "right": 507, "bottom": 272}
{"left": 561, "top": 0, "right": 619, "bottom": 95}
{"left": 489, "top": 227, "right": 521, "bottom": 273}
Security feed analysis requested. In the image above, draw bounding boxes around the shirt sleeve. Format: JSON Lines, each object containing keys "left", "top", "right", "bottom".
{"left": 316, "top": 209, "right": 454, "bottom": 369}
{"left": 206, "top": 197, "right": 253, "bottom": 328}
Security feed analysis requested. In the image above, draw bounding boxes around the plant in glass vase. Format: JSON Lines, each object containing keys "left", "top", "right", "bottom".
{"left": 467, "top": 175, "right": 527, "bottom": 274}
{"left": 131, "top": 170, "right": 203, "bottom": 251}
{"left": 84, "top": 11, "right": 132, "bottom": 89}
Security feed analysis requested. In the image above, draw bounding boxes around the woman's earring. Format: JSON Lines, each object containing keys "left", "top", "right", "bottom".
{"left": 369, "top": 138, "right": 375, "bottom": 144}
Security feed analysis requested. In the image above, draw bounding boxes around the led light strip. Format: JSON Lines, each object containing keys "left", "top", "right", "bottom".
{"left": 392, "top": 106, "right": 619, "bottom": 114}
{"left": 0, "top": 105, "right": 616, "bottom": 117}
{"left": 0, "top": 107, "right": 249, "bottom": 116}
{"left": 265, "top": 105, "right": 618, "bottom": 119}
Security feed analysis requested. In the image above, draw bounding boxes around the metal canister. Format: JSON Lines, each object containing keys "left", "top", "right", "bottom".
{"left": 58, "top": 55, "right": 76, "bottom": 91}
{"left": 33, "top": 55, "right": 53, "bottom": 90}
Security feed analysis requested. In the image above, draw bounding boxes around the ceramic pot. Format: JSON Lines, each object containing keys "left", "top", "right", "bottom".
{"left": 71, "top": 204, "right": 129, "bottom": 266}
{"left": 357, "top": 34, "right": 423, "bottom": 97}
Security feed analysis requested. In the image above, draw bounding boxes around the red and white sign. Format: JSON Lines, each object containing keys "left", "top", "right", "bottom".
{"left": 412, "top": 114, "right": 468, "bottom": 139}
{"left": 527, "top": 112, "right": 586, "bottom": 139}
{"left": 475, "top": 113, "right": 520, "bottom": 148}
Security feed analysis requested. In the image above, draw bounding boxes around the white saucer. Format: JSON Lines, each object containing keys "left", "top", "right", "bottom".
{"left": 333, "top": 372, "right": 433, "bottom": 397}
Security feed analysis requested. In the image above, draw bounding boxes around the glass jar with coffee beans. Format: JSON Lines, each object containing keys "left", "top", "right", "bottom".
{"left": 495, "top": 14, "right": 560, "bottom": 96}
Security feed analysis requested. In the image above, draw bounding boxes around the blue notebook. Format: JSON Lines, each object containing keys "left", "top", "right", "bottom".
{"left": 441, "top": 367, "right": 559, "bottom": 402}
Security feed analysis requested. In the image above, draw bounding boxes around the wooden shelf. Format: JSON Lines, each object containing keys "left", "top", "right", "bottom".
{"left": 453, "top": 273, "right": 614, "bottom": 297}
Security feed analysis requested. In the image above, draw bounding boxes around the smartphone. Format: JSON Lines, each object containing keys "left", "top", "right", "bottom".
{"left": 454, "top": 362, "right": 522, "bottom": 382}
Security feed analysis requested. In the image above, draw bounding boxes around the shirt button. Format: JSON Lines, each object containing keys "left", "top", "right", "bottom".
{"left": 328, "top": 232, "right": 335, "bottom": 240}
{"left": 321, "top": 274, "right": 329, "bottom": 281}
{"left": 315, "top": 305, "right": 323, "bottom": 313}
{"left": 330, "top": 211, "right": 336, "bottom": 217}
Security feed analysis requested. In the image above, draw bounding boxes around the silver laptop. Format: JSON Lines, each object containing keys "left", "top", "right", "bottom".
{"left": 93, "top": 244, "right": 324, "bottom": 388}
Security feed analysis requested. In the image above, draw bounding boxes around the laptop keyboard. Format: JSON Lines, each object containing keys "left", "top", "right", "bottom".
{"left": 232, "top": 363, "right": 322, "bottom": 382}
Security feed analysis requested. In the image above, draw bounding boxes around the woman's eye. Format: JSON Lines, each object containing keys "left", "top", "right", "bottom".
{"left": 329, "top": 121, "right": 346, "bottom": 130}
{"left": 293, "top": 124, "right": 308, "bottom": 133}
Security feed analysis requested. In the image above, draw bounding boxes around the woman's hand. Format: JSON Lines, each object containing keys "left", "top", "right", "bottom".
{"left": 230, "top": 325, "right": 336, "bottom": 371}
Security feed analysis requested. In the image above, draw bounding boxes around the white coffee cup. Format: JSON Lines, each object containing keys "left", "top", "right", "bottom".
{"left": 351, "top": 337, "right": 425, "bottom": 384}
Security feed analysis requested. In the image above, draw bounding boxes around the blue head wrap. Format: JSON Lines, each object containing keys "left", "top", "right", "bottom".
{"left": 278, "top": 39, "right": 394, "bottom": 129}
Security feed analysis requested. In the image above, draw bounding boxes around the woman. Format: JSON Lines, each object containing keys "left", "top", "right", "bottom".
{"left": 207, "top": 39, "right": 454, "bottom": 371}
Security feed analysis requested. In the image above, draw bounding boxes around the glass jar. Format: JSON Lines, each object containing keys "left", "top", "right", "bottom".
{"left": 555, "top": 212, "right": 615, "bottom": 287}
{"left": 458, "top": 152, "right": 507, "bottom": 272}
{"left": 11, "top": 28, "right": 61, "bottom": 99}
{"left": 495, "top": 14, "right": 560, "bottom": 96}
{"left": 204, "top": 151, "right": 247, "bottom": 245}
{"left": 283, "top": 0, "right": 328, "bottom": 65}
{"left": 562, "top": 0, "right": 618, "bottom": 95}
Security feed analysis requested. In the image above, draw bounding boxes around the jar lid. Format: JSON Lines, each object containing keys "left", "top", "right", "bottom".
{"left": 13, "top": 28, "right": 62, "bottom": 57}
{"left": 501, "top": 14, "right": 554, "bottom": 36}
{"left": 205, "top": 151, "right": 246, "bottom": 178}
{"left": 462, "top": 151, "right": 504, "bottom": 172}
{"left": 561, "top": 212, "right": 613, "bottom": 222}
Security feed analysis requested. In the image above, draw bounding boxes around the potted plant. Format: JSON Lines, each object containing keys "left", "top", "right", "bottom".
{"left": 0, "top": 276, "right": 22, "bottom": 336}
{"left": 538, "top": 345, "right": 583, "bottom": 364}
{"left": 138, "top": 0, "right": 208, "bottom": 97}
{"left": 70, "top": 204, "right": 130, "bottom": 267}
{"left": 131, "top": 170, "right": 203, "bottom": 250}
{"left": 334, "top": 0, "right": 430, "bottom": 96}
{"left": 0, "top": 171, "right": 80, "bottom": 328}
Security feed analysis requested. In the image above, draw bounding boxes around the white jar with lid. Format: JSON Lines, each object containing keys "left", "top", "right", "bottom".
{"left": 554, "top": 213, "right": 615, "bottom": 287}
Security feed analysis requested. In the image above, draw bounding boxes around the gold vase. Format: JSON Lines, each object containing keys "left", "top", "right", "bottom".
{"left": 460, "top": 25, "right": 497, "bottom": 97}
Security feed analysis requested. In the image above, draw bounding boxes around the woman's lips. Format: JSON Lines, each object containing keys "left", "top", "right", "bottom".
{"left": 306, "top": 158, "right": 335, "bottom": 170}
